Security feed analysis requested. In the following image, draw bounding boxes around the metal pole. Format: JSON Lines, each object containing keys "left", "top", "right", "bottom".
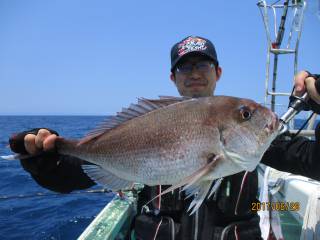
{"left": 271, "top": 0, "right": 290, "bottom": 112}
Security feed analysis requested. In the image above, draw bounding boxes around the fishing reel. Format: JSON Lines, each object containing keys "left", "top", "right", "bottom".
{"left": 278, "top": 92, "right": 309, "bottom": 134}
{"left": 278, "top": 73, "right": 320, "bottom": 134}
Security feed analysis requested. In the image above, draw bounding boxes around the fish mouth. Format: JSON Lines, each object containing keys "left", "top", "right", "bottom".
{"left": 264, "top": 112, "right": 279, "bottom": 134}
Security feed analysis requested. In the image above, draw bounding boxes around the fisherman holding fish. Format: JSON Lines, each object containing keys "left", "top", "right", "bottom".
{"left": 8, "top": 36, "right": 320, "bottom": 239}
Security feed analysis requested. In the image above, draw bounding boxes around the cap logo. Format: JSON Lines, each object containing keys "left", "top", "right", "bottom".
{"left": 178, "top": 37, "right": 207, "bottom": 56}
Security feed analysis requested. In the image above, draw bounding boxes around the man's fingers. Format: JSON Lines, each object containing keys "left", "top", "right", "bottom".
{"left": 305, "top": 77, "right": 320, "bottom": 104}
{"left": 24, "top": 129, "right": 57, "bottom": 154}
{"left": 43, "top": 134, "right": 58, "bottom": 151}
{"left": 294, "top": 71, "right": 308, "bottom": 96}
{"left": 24, "top": 134, "right": 40, "bottom": 154}
{"left": 35, "top": 129, "right": 51, "bottom": 149}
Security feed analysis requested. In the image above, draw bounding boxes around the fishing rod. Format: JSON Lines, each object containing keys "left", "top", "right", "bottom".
{"left": 0, "top": 188, "right": 113, "bottom": 201}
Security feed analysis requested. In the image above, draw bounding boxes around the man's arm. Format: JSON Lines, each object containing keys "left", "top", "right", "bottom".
{"left": 9, "top": 128, "right": 95, "bottom": 193}
{"left": 261, "top": 123, "right": 320, "bottom": 180}
{"left": 262, "top": 70, "right": 320, "bottom": 180}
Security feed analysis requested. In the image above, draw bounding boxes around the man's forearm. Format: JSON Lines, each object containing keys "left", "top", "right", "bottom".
{"left": 261, "top": 124, "right": 320, "bottom": 180}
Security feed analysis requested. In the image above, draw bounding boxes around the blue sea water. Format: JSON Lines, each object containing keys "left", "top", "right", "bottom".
{"left": 0, "top": 116, "right": 318, "bottom": 240}
{"left": 0, "top": 116, "right": 114, "bottom": 240}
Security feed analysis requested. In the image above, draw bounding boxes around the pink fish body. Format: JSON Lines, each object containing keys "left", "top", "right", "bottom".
{"left": 55, "top": 96, "right": 279, "bottom": 213}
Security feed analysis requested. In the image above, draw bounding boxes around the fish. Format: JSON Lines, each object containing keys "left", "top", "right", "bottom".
{"left": 3, "top": 96, "right": 279, "bottom": 213}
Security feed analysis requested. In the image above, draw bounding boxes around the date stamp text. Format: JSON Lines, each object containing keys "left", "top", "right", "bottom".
{"left": 251, "top": 202, "right": 300, "bottom": 211}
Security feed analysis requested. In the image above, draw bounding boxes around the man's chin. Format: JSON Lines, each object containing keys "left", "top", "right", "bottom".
{"left": 190, "top": 91, "right": 208, "bottom": 98}
{"left": 191, "top": 93, "right": 204, "bottom": 98}
{"left": 187, "top": 86, "right": 205, "bottom": 95}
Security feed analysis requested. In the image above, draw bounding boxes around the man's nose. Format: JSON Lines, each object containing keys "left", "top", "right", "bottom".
{"left": 190, "top": 67, "right": 201, "bottom": 79}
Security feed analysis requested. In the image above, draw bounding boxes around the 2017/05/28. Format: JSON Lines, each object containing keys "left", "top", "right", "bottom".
{"left": 251, "top": 202, "right": 300, "bottom": 211}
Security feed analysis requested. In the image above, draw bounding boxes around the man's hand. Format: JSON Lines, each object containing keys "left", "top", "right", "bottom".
{"left": 294, "top": 70, "right": 320, "bottom": 104}
{"left": 24, "top": 129, "right": 58, "bottom": 154}
{"left": 9, "top": 128, "right": 59, "bottom": 155}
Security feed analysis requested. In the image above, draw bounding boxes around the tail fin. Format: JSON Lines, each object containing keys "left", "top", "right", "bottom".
{"left": 55, "top": 137, "right": 80, "bottom": 156}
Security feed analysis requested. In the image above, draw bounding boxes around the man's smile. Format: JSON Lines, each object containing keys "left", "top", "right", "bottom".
{"left": 184, "top": 79, "right": 208, "bottom": 88}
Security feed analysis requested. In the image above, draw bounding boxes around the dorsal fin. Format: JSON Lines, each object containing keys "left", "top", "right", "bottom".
{"left": 78, "top": 96, "right": 190, "bottom": 145}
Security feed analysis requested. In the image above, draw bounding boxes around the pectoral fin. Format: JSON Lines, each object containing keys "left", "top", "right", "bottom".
{"left": 186, "top": 180, "right": 213, "bottom": 214}
{"left": 162, "top": 154, "right": 222, "bottom": 195}
{"left": 185, "top": 178, "right": 223, "bottom": 215}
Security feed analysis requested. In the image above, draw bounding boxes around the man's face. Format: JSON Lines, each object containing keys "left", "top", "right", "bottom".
{"left": 171, "top": 55, "right": 222, "bottom": 98}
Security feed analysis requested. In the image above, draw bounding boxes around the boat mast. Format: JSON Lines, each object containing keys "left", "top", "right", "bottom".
{"left": 257, "top": 0, "right": 306, "bottom": 108}
{"left": 257, "top": 0, "right": 316, "bottom": 135}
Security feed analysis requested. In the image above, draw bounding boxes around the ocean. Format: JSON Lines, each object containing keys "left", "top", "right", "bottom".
{"left": 0, "top": 116, "right": 318, "bottom": 240}
{"left": 0, "top": 116, "right": 114, "bottom": 240}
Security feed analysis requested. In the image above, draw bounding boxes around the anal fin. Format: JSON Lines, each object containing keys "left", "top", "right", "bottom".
{"left": 82, "top": 165, "right": 133, "bottom": 191}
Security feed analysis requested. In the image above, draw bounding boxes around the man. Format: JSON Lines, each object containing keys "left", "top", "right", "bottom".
{"left": 9, "top": 36, "right": 320, "bottom": 239}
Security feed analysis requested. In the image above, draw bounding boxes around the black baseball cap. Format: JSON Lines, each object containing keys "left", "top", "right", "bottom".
{"left": 170, "top": 36, "right": 219, "bottom": 72}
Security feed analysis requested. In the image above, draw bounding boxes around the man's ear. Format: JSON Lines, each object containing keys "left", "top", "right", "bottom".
{"left": 215, "top": 67, "right": 222, "bottom": 82}
{"left": 170, "top": 73, "right": 176, "bottom": 84}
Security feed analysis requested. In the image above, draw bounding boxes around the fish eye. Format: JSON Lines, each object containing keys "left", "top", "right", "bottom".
{"left": 239, "top": 106, "right": 252, "bottom": 121}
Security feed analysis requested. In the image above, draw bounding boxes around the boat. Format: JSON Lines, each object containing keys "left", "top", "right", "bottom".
{"left": 78, "top": 187, "right": 139, "bottom": 240}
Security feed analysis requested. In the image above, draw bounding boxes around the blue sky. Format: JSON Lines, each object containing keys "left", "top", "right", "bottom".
{"left": 0, "top": 0, "right": 319, "bottom": 115}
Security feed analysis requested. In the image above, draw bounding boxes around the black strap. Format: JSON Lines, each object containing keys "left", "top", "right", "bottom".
{"left": 309, "top": 73, "right": 320, "bottom": 95}
{"left": 305, "top": 71, "right": 320, "bottom": 91}
{"left": 307, "top": 72, "right": 320, "bottom": 114}
{"left": 290, "top": 71, "right": 320, "bottom": 114}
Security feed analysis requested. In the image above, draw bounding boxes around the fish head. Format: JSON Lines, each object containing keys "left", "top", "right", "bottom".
{"left": 215, "top": 97, "right": 279, "bottom": 171}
